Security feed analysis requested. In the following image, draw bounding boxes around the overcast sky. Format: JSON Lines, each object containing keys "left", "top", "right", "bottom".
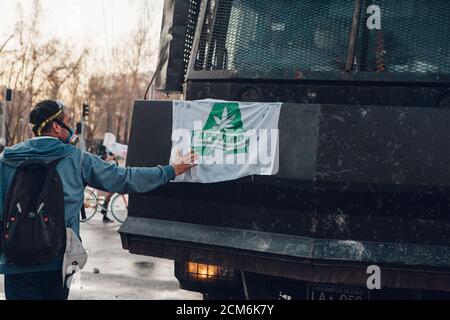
{"left": 0, "top": 0, "right": 163, "bottom": 64}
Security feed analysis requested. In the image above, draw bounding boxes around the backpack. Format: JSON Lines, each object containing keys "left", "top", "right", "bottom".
{"left": 1, "top": 159, "right": 66, "bottom": 265}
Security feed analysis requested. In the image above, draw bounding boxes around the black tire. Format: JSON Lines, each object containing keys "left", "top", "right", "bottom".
{"left": 110, "top": 194, "right": 128, "bottom": 223}
{"left": 81, "top": 188, "right": 98, "bottom": 222}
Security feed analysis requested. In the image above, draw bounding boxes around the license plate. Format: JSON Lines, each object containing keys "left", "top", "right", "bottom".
{"left": 307, "top": 284, "right": 370, "bottom": 300}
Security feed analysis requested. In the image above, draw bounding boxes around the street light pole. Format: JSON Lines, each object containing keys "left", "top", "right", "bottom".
{"left": 80, "top": 101, "right": 90, "bottom": 151}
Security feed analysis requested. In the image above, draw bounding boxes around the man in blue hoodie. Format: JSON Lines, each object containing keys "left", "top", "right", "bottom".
{"left": 0, "top": 100, "right": 196, "bottom": 300}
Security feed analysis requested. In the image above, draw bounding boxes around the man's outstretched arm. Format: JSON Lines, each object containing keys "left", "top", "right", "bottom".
{"left": 81, "top": 151, "right": 197, "bottom": 194}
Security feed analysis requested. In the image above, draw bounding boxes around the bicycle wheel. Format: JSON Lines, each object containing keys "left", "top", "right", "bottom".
{"left": 110, "top": 194, "right": 128, "bottom": 223}
{"left": 82, "top": 188, "right": 98, "bottom": 222}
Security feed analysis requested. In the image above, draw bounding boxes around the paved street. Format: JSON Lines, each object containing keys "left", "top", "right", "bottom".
{"left": 0, "top": 214, "right": 202, "bottom": 300}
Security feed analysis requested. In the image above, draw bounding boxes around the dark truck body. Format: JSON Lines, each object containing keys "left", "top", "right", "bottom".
{"left": 120, "top": 0, "right": 450, "bottom": 299}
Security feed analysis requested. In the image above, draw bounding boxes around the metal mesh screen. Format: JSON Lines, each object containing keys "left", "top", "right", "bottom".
{"left": 354, "top": 0, "right": 450, "bottom": 73}
{"left": 194, "top": 0, "right": 353, "bottom": 72}
{"left": 193, "top": 0, "right": 450, "bottom": 75}
{"left": 183, "top": 0, "right": 202, "bottom": 77}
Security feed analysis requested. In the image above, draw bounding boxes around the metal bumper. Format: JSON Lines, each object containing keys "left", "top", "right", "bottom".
{"left": 120, "top": 217, "right": 450, "bottom": 292}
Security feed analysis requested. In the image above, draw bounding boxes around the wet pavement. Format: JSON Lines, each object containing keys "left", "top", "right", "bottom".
{"left": 0, "top": 213, "right": 202, "bottom": 300}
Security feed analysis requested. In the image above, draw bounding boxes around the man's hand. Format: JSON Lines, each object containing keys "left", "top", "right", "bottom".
{"left": 171, "top": 150, "right": 198, "bottom": 176}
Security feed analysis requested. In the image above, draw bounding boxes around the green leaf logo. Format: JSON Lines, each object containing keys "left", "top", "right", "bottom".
{"left": 192, "top": 102, "right": 249, "bottom": 156}
{"left": 204, "top": 103, "right": 243, "bottom": 131}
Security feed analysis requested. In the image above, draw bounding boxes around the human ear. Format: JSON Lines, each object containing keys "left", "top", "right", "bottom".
{"left": 51, "top": 122, "right": 62, "bottom": 135}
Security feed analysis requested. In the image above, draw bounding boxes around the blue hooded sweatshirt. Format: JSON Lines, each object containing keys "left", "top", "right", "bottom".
{"left": 0, "top": 136, "right": 175, "bottom": 275}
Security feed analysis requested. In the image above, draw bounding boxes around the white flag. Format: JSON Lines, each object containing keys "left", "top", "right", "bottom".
{"left": 103, "top": 132, "right": 128, "bottom": 158}
{"left": 171, "top": 100, "right": 281, "bottom": 183}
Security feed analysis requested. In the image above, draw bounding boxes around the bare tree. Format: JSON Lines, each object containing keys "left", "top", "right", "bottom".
{"left": 0, "top": 0, "right": 160, "bottom": 147}
{"left": 0, "top": 1, "right": 90, "bottom": 144}
{"left": 108, "top": 11, "right": 158, "bottom": 144}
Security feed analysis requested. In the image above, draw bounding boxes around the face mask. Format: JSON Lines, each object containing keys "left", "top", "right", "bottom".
{"left": 65, "top": 127, "right": 80, "bottom": 146}
{"left": 57, "top": 120, "right": 79, "bottom": 146}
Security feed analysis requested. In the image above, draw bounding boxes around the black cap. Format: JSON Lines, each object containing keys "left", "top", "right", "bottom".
{"left": 30, "top": 100, "right": 65, "bottom": 134}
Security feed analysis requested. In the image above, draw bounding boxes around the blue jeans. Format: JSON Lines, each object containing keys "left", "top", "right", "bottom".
{"left": 4, "top": 270, "right": 69, "bottom": 300}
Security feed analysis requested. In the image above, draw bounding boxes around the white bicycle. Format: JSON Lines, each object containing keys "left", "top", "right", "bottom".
{"left": 82, "top": 187, "right": 129, "bottom": 223}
